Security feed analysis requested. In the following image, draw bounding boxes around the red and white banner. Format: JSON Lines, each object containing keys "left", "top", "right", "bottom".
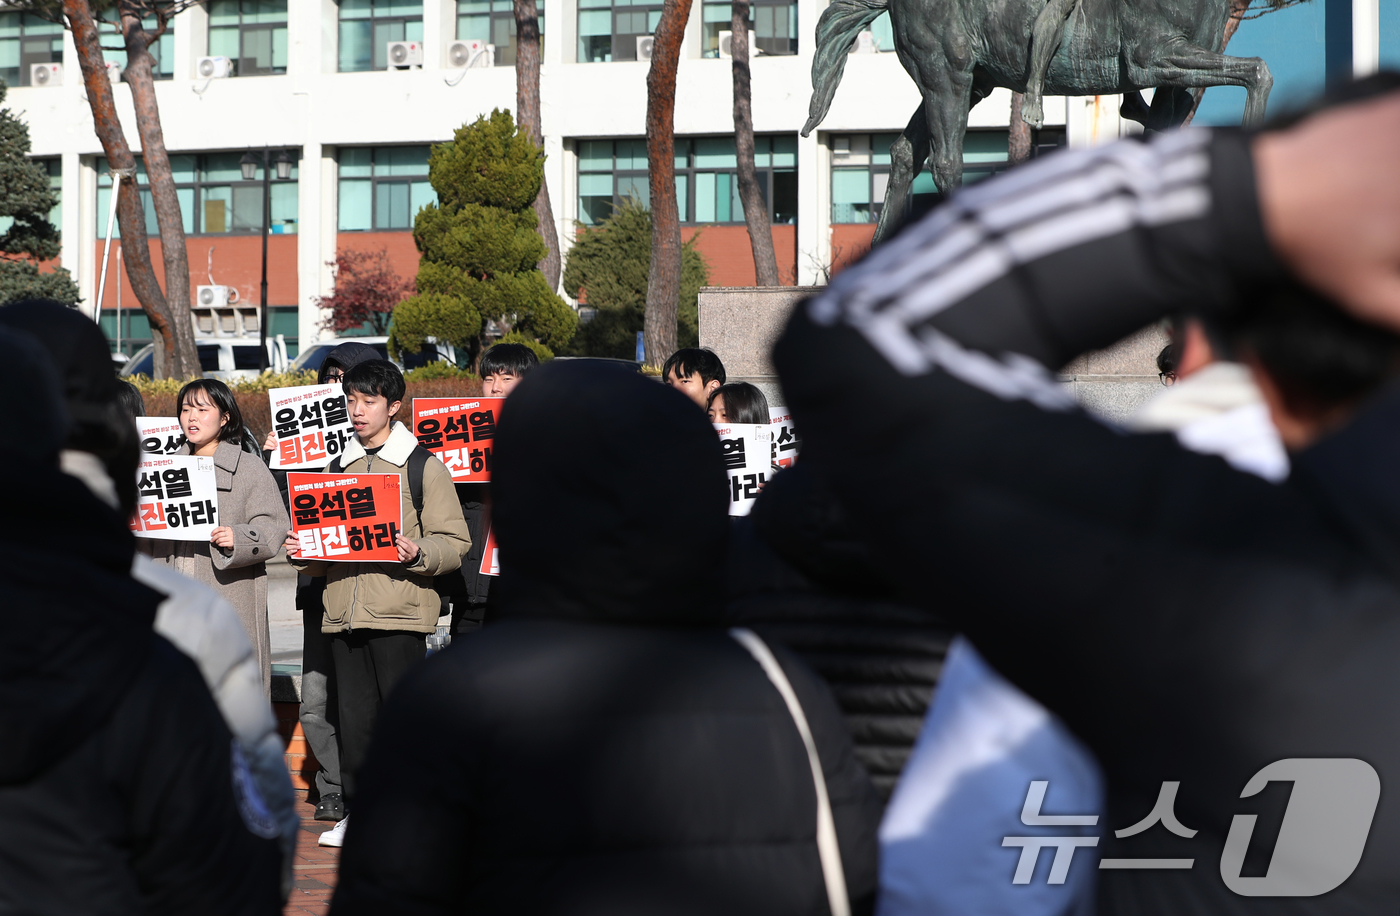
{"left": 287, "top": 472, "right": 404, "bottom": 563}
{"left": 714, "top": 422, "right": 772, "bottom": 517}
{"left": 268, "top": 385, "right": 355, "bottom": 470}
{"left": 768, "top": 406, "right": 801, "bottom": 469}
{"left": 411, "top": 398, "right": 504, "bottom": 482}
{"left": 131, "top": 454, "right": 219, "bottom": 540}
{"left": 478, "top": 523, "right": 500, "bottom": 577}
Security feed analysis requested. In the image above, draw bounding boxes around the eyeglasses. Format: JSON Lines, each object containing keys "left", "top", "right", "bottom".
{"left": 325, "top": 370, "right": 344, "bottom": 382}
{"left": 1159, "top": 371, "right": 1177, "bottom": 387}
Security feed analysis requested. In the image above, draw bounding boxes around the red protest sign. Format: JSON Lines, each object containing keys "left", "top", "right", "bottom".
{"left": 479, "top": 523, "right": 499, "bottom": 577}
{"left": 288, "top": 472, "right": 403, "bottom": 563}
{"left": 411, "top": 398, "right": 503, "bottom": 482}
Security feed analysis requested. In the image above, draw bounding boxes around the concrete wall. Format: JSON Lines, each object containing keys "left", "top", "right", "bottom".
{"left": 698, "top": 286, "right": 1167, "bottom": 422}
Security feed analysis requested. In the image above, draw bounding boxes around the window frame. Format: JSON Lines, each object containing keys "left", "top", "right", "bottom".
{"left": 576, "top": 0, "right": 665, "bottom": 63}
{"left": 338, "top": 0, "right": 425, "bottom": 72}
{"left": 96, "top": 152, "right": 300, "bottom": 238}
{"left": 208, "top": 0, "right": 290, "bottom": 76}
{"left": 336, "top": 146, "right": 434, "bottom": 232}
{"left": 0, "top": 11, "right": 65, "bottom": 87}
{"left": 577, "top": 135, "right": 798, "bottom": 228}
{"left": 456, "top": 0, "right": 545, "bottom": 66}
{"left": 699, "top": 0, "right": 798, "bottom": 57}
{"left": 94, "top": 11, "right": 175, "bottom": 80}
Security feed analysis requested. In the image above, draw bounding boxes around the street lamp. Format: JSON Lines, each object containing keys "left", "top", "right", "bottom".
{"left": 240, "top": 148, "right": 294, "bottom": 370}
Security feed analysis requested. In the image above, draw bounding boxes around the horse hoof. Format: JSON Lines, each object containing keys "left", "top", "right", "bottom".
{"left": 1020, "top": 100, "right": 1045, "bottom": 129}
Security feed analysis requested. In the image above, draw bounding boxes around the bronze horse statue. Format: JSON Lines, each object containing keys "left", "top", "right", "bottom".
{"left": 803, "top": 0, "right": 1273, "bottom": 241}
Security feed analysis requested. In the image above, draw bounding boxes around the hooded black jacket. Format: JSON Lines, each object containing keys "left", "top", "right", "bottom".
{"left": 331, "top": 362, "right": 882, "bottom": 916}
{"left": 726, "top": 464, "right": 955, "bottom": 801}
{"left": 775, "top": 128, "right": 1400, "bottom": 913}
{"left": 0, "top": 432, "right": 281, "bottom": 913}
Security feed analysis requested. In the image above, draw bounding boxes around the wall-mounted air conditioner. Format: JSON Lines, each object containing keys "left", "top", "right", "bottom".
{"left": 717, "top": 31, "right": 758, "bottom": 60}
{"left": 197, "top": 285, "right": 238, "bottom": 308}
{"left": 447, "top": 39, "right": 494, "bottom": 68}
{"left": 197, "top": 56, "right": 234, "bottom": 79}
{"left": 104, "top": 61, "right": 124, "bottom": 83}
{"left": 636, "top": 36, "right": 655, "bottom": 60}
{"left": 30, "top": 63, "right": 61, "bottom": 87}
{"left": 387, "top": 41, "right": 423, "bottom": 69}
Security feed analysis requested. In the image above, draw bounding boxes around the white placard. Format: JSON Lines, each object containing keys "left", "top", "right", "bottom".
{"left": 268, "top": 384, "right": 355, "bottom": 470}
{"left": 137, "top": 416, "right": 187, "bottom": 455}
{"left": 130, "top": 455, "right": 219, "bottom": 541}
{"left": 768, "top": 406, "right": 801, "bottom": 469}
{"left": 715, "top": 422, "right": 772, "bottom": 517}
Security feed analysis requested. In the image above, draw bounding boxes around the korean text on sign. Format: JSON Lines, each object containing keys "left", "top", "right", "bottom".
{"left": 411, "top": 398, "right": 503, "bottom": 482}
{"left": 768, "top": 406, "right": 801, "bottom": 469}
{"left": 130, "top": 455, "right": 219, "bottom": 540}
{"left": 287, "top": 473, "right": 403, "bottom": 563}
{"left": 715, "top": 423, "right": 772, "bottom": 517}
{"left": 268, "top": 385, "right": 354, "bottom": 470}
{"left": 137, "top": 417, "right": 187, "bottom": 455}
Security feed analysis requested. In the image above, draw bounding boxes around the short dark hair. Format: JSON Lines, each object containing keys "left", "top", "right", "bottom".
{"left": 663, "top": 348, "right": 726, "bottom": 387}
{"left": 708, "top": 382, "right": 770, "bottom": 425}
{"left": 480, "top": 343, "right": 540, "bottom": 379}
{"left": 177, "top": 379, "right": 245, "bottom": 446}
{"left": 343, "top": 359, "right": 406, "bottom": 403}
{"left": 118, "top": 380, "right": 145, "bottom": 419}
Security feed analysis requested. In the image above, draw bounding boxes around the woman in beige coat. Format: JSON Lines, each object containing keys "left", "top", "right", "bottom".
{"left": 144, "top": 379, "right": 289, "bottom": 697}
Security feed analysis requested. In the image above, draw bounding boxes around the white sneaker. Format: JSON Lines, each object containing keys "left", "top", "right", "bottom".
{"left": 317, "top": 815, "right": 348, "bottom": 848}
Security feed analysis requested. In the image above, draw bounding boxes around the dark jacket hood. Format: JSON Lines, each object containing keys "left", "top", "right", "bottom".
{"left": 492, "top": 361, "right": 730, "bottom": 625}
{"left": 0, "top": 328, "right": 158, "bottom": 784}
{"left": 0, "top": 299, "right": 118, "bottom": 438}
{"left": 322, "top": 341, "right": 381, "bottom": 377}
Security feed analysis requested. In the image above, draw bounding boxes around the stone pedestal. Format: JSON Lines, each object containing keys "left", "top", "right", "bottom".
{"left": 697, "top": 285, "right": 1167, "bottom": 422}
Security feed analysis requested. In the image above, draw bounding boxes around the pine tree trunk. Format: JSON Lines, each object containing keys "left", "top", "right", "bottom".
{"left": 1008, "top": 91, "right": 1032, "bottom": 164}
{"left": 118, "top": 4, "right": 200, "bottom": 379}
{"left": 63, "top": 0, "right": 192, "bottom": 379}
{"left": 643, "top": 0, "right": 693, "bottom": 367}
{"left": 514, "top": 0, "right": 561, "bottom": 292}
{"left": 731, "top": 1, "right": 779, "bottom": 286}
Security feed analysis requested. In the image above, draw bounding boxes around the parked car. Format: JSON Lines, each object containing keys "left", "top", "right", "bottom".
{"left": 119, "top": 336, "right": 290, "bottom": 381}
{"left": 289, "top": 336, "right": 457, "bottom": 377}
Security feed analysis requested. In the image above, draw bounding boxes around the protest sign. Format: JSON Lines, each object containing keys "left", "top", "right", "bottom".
{"left": 268, "top": 385, "right": 354, "bottom": 470}
{"left": 131, "top": 455, "right": 219, "bottom": 540}
{"left": 479, "top": 523, "right": 500, "bottom": 576}
{"left": 768, "top": 406, "right": 801, "bottom": 469}
{"left": 411, "top": 398, "right": 504, "bottom": 482}
{"left": 715, "top": 422, "right": 772, "bottom": 517}
{"left": 287, "top": 472, "right": 404, "bottom": 563}
{"left": 137, "top": 417, "right": 187, "bottom": 455}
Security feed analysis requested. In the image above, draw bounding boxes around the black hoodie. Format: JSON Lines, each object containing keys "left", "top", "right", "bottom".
{"left": 331, "top": 362, "right": 882, "bottom": 916}
{"left": 0, "top": 333, "right": 280, "bottom": 914}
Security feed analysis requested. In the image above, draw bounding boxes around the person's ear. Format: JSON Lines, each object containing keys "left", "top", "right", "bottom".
{"left": 389, "top": 400, "right": 403, "bottom": 417}
{"left": 220, "top": 412, "right": 230, "bottom": 429}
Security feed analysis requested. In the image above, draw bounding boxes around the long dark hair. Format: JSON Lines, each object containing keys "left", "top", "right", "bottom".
{"left": 177, "top": 379, "right": 245, "bottom": 446}
{"left": 708, "top": 382, "right": 770, "bottom": 425}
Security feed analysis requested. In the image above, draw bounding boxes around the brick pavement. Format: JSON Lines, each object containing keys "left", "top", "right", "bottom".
{"left": 284, "top": 793, "right": 340, "bottom": 916}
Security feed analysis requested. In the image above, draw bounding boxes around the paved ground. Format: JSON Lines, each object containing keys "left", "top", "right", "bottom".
{"left": 285, "top": 793, "right": 340, "bottom": 916}
{"left": 269, "top": 556, "right": 301, "bottom": 669}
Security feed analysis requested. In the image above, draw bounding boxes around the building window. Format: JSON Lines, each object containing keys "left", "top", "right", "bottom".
{"left": 338, "top": 146, "right": 434, "bottom": 231}
{"left": 457, "top": 0, "right": 544, "bottom": 66}
{"left": 577, "top": 135, "right": 797, "bottom": 227}
{"left": 577, "top": 0, "right": 663, "bottom": 62}
{"left": 95, "top": 12, "right": 175, "bottom": 80}
{"left": 829, "top": 130, "right": 1064, "bottom": 223}
{"left": 208, "top": 0, "right": 289, "bottom": 76}
{"left": 0, "top": 11, "right": 63, "bottom": 87}
{"left": 339, "top": 0, "right": 423, "bottom": 72}
{"left": 700, "top": 0, "right": 796, "bottom": 57}
{"left": 96, "top": 153, "right": 299, "bottom": 238}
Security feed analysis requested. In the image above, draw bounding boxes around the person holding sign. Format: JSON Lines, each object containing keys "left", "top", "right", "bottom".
{"left": 707, "top": 382, "right": 771, "bottom": 426}
{"left": 285, "top": 359, "right": 470, "bottom": 848}
{"left": 143, "top": 380, "right": 289, "bottom": 698}
{"left": 663, "top": 348, "right": 727, "bottom": 410}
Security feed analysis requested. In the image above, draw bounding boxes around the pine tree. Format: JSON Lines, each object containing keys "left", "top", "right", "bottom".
{"left": 0, "top": 79, "right": 79, "bottom": 306}
{"left": 390, "top": 109, "right": 576, "bottom": 364}
{"left": 561, "top": 198, "right": 708, "bottom": 359}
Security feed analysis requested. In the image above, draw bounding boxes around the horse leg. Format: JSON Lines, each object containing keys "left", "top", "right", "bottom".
{"left": 1137, "top": 44, "right": 1273, "bottom": 126}
{"left": 925, "top": 68, "right": 976, "bottom": 197}
{"left": 873, "top": 106, "right": 931, "bottom": 243}
{"left": 1145, "top": 86, "right": 1197, "bottom": 132}
{"left": 1022, "top": 0, "right": 1080, "bottom": 128}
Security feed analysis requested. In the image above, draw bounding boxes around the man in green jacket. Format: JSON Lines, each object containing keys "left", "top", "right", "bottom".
{"left": 286, "top": 359, "right": 471, "bottom": 847}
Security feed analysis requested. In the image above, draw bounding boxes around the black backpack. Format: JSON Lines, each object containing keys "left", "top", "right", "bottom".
{"left": 330, "top": 446, "right": 462, "bottom": 614}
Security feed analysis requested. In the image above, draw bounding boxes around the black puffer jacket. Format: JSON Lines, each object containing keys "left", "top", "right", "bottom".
{"left": 726, "top": 464, "right": 955, "bottom": 801}
{"left": 0, "top": 405, "right": 281, "bottom": 914}
{"left": 332, "top": 362, "right": 882, "bottom": 916}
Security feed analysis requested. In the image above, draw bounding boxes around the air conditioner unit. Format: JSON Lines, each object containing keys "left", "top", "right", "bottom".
{"left": 636, "top": 36, "right": 655, "bottom": 60}
{"left": 717, "top": 30, "right": 757, "bottom": 60}
{"left": 30, "top": 63, "right": 61, "bottom": 87}
{"left": 197, "top": 285, "right": 238, "bottom": 308}
{"left": 104, "top": 61, "right": 123, "bottom": 83}
{"left": 197, "top": 56, "right": 233, "bottom": 79}
{"left": 852, "top": 30, "right": 878, "bottom": 53}
{"left": 447, "top": 39, "right": 494, "bottom": 69}
{"left": 387, "top": 40, "right": 423, "bottom": 69}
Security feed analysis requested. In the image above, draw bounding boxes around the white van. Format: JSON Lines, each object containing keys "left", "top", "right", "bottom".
{"left": 119, "top": 336, "right": 290, "bottom": 381}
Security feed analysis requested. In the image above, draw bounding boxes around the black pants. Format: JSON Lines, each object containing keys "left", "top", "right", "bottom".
{"left": 330, "top": 630, "right": 425, "bottom": 801}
